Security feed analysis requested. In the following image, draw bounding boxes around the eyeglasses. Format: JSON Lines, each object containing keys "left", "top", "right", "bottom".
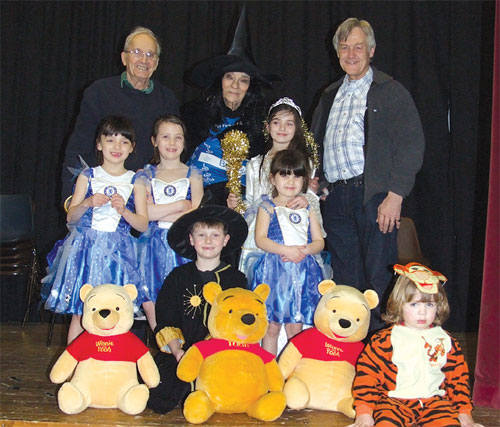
{"left": 124, "top": 48, "right": 158, "bottom": 61}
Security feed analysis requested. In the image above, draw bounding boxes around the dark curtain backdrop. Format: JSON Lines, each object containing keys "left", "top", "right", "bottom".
{"left": 0, "top": 1, "right": 495, "bottom": 331}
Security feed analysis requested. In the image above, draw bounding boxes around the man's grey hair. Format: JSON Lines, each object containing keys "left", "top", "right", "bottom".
{"left": 124, "top": 26, "right": 161, "bottom": 56}
{"left": 332, "top": 18, "right": 376, "bottom": 53}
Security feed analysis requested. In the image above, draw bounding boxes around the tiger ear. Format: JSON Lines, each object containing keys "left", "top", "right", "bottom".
{"left": 393, "top": 264, "right": 407, "bottom": 276}
{"left": 433, "top": 270, "right": 447, "bottom": 283}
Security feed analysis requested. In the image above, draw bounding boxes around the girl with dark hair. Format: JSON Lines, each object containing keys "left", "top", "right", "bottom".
{"left": 250, "top": 149, "right": 325, "bottom": 355}
{"left": 42, "top": 116, "right": 148, "bottom": 344}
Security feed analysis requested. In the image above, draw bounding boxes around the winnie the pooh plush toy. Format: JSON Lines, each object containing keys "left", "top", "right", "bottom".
{"left": 176, "top": 282, "right": 286, "bottom": 424}
{"left": 278, "top": 279, "right": 378, "bottom": 418}
{"left": 49, "top": 284, "right": 160, "bottom": 415}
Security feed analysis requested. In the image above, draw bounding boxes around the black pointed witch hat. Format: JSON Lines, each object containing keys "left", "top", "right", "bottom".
{"left": 189, "top": 5, "right": 281, "bottom": 88}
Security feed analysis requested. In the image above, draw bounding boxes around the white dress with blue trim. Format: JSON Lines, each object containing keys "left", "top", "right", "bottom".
{"left": 42, "top": 166, "right": 141, "bottom": 315}
{"left": 136, "top": 164, "right": 195, "bottom": 305}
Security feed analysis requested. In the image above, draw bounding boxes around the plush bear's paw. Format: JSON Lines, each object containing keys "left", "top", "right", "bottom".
{"left": 118, "top": 384, "right": 149, "bottom": 415}
{"left": 58, "top": 382, "right": 88, "bottom": 414}
{"left": 337, "top": 396, "right": 355, "bottom": 419}
{"left": 283, "top": 376, "right": 310, "bottom": 409}
{"left": 183, "top": 390, "right": 214, "bottom": 424}
{"left": 246, "top": 391, "right": 286, "bottom": 421}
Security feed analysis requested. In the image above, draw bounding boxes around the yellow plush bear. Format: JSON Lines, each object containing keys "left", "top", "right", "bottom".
{"left": 176, "top": 282, "right": 286, "bottom": 424}
{"left": 49, "top": 284, "right": 160, "bottom": 415}
{"left": 278, "top": 280, "right": 378, "bottom": 418}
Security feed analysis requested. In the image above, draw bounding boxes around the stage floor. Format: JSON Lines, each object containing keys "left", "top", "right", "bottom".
{"left": 1, "top": 322, "right": 499, "bottom": 426}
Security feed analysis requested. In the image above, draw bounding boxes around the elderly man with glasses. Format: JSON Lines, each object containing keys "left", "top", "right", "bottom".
{"left": 61, "top": 27, "right": 179, "bottom": 202}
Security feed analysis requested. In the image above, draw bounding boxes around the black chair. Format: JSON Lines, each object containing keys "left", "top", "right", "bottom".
{"left": 0, "top": 194, "right": 41, "bottom": 326}
{"left": 397, "top": 217, "right": 429, "bottom": 266}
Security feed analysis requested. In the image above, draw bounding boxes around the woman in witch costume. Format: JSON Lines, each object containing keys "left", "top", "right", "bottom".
{"left": 182, "top": 6, "right": 280, "bottom": 206}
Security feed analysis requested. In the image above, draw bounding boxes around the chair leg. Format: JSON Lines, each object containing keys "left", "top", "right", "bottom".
{"left": 47, "top": 312, "right": 57, "bottom": 347}
{"left": 22, "top": 249, "right": 40, "bottom": 327}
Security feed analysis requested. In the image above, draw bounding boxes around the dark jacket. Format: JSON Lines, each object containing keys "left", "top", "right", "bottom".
{"left": 311, "top": 67, "right": 425, "bottom": 203}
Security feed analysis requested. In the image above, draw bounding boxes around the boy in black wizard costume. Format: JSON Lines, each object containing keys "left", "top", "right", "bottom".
{"left": 182, "top": 4, "right": 281, "bottom": 207}
{"left": 147, "top": 206, "right": 248, "bottom": 414}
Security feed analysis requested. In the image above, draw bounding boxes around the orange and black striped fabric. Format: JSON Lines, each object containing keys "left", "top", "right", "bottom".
{"left": 352, "top": 325, "right": 473, "bottom": 426}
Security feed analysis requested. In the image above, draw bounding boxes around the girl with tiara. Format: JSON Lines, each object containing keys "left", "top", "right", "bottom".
{"left": 136, "top": 116, "right": 203, "bottom": 331}
{"left": 42, "top": 116, "right": 148, "bottom": 344}
{"left": 227, "top": 97, "right": 327, "bottom": 282}
{"left": 250, "top": 149, "right": 325, "bottom": 355}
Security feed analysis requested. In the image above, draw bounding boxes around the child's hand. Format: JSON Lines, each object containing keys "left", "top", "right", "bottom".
{"left": 346, "top": 414, "right": 375, "bottom": 427}
{"left": 286, "top": 195, "right": 308, "bottom": 210}
{"left": 227, "top": 192, "right": 240, "bottom": 210}
{"left": 458, "top": 413, "right": 484, "bottom": 427}
{"left": 110, "top": 194, "right": 126, "bottom": 214}
{"left": 89, "top": 193, "right": 109, "bottom": 207}
{"left": 146, "top": 192, "right": 154, "bottom": 205}
{"left": 281, "top": 245, "right": 307, "bottom": 263}
{"left": 173, "top": 349, "right": 185, "bottom": 362}
{"left": 298, "top": 244, "right": 315, "bottom": 256}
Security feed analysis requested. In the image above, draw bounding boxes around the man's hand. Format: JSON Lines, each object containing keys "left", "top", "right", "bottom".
{"left": 376, "top": 191, "right": 402, "bottom": 233}
{"left": 309, "top": 176, "right": 320, "bottom": 193}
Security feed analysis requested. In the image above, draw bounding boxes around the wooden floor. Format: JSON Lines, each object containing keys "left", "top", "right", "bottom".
{"left": 1, "top": 322, "right": 499, "bottom": 427}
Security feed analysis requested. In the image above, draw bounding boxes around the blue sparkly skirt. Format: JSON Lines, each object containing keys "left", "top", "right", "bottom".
{"left": 136, "top": 224, "right": 189, "bottom": 305}
{"left": 41, "top": 226, "right": 140, "bottom": 315}
{"left": 250, "top": 253, "right": 323, "bottom": 325}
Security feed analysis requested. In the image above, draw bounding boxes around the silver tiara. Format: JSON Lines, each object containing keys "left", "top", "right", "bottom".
{"left": 268, "top": 97, "right": 302, "bottom": 117}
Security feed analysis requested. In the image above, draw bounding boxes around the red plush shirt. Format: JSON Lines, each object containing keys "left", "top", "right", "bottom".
{"left": 290, "top": 328, "right": 364, "bottom": 366}
{"left": 66, "top": 331, "right": 149, "bottom": 362}
{"left": 194, "top": 338, "right": 275, "bottom": 364}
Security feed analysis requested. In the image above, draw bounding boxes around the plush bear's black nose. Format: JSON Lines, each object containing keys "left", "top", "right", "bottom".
{"left": 339, "top": 318, "right": 351, "bottom": 329}
{"left": 99, "top": 309, "right": 111, "bottom": 318}
{"left": 241, "top": 313, "right": 255, "bottom": 325}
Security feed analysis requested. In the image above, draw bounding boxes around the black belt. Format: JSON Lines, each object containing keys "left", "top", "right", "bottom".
{"left": 327, "top": 174, "right": 364, "bottom": 191}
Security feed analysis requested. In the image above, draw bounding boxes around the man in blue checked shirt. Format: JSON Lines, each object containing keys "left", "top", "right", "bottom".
{"left": 311, "top": 18, "right": 425, "bottom": 331}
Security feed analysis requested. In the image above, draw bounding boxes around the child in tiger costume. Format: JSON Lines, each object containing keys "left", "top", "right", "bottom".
{"left": 348, "top": 262, "right": 483, "bottom": 427}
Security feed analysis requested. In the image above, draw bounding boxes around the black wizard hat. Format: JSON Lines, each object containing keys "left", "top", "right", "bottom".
{"left": 167, "top": 205, "right": 248, "bottom": 260}
{"left": 189, "top": 5, "right": 281, "bottom": 88}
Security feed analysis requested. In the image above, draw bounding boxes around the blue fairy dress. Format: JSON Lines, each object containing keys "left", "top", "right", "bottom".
{"left": 42, "top": 166, "right": 141, "bottom": 315}
{"left": 250, "top": 197, "right": 323, "bottom": 325}
{"left": 135, "top": 164, "right": 199, "bottom": 306}
{"left": 239, "top": 154, "right": 331, "bottom": 283}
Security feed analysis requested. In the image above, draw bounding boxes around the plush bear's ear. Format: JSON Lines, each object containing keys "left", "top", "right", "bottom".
{"left": 123, "top": 284, "right": 138, "bottom": 301}
{"left": 254, "top": 283, "right": 270, "bottom": 302}
{"left": 364, "top": 289, "right": 379, "bottom": 310}
{"left": 203, "top": 282, "right": 222, "bottom": 305}
{"left": 80, "top": 284, "right": 93, "bottom": 302}
{"left": 318, "top": 279, "right": 336, "bottom": 295}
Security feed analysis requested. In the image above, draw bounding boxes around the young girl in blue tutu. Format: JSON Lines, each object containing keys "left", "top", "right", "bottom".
{"left": 136, "top": 116, "right": 203, "bottom": 330}
{"left": 251, "top": 149, "right": 325, "bottom": 354}
{"left": 42, "top": 116, "right": 148, "bottom": 344}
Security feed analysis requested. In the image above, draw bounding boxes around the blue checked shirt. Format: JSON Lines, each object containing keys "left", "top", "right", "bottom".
{"left": 323, "top": 67, "right": 373, "bottom": 183}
